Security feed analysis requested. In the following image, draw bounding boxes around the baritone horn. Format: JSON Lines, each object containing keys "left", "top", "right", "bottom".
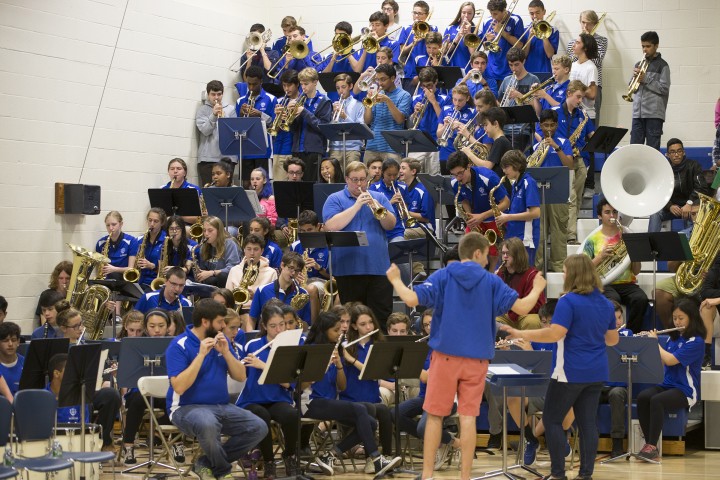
{"left": 675, "top": 193, "right": 720, "bottom": 295}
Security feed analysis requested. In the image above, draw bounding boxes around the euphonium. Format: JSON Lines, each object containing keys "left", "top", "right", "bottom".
{"left": 453, "top": 189, "right": 497, "bottom": 244}
{"left": 123, "top": 229, "right": 149, "bottom": 283}
{"left": 391, "top": 182, "right": 416, "bottom": 227}
{"left": 280, "top": 93, "right": 307, "bottom": 131}
{"left": 233, "top": 260, "right": 259, "bottom": 307}
{"left": 150, "top": 235, "right": 171, "bottom": 291}
{"left": 675, "top": 193, "right": 720, "bottom": 295}
{"left": 437, "top": 110, "right": 460, "bottom": 147}
{"left": 622, "top": 56, "right": 650, "bottom": 102}
{"left": 189, "top": 192, "right": 208, "bottom": 242}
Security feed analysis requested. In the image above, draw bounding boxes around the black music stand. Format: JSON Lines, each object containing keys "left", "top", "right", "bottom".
{"left": 623, "top": 232, "right": 692, "bottom": 328}
{"left": 117, "top": 337, "right": 175, "bottom": 475}
{"left": 19, "top": 338, "right": 71, "bottom": 390}
{"left": 148, "top": 188, "right": 202, "bottom": 218}
{"left": 319, "top": 123, "right": 374, "bottom": 170}
{"left": 382, "top": 130, "right": 438, "bottom": 158}
{"left": 202, "top": 187, "right": 257, "bottom": 231}
{"left": 527, "top": 167, "right": 570, "bottom": 279}
{"left": 582, "top": 126, "right": 628, "bottom": 157}
{"left": 274, "top": 181, "right": 315, "bottom": 223}
{"left": 359, "top": 341, "right": 429, "bottom": 476}
{"left": 299, "top": 231, "right": 368, "bottom": 299}
{"left": 313, "top": 184, "right": 345, "bottom": 216}
{"left": 600, "top": 336, "right": 664, "bottom": 464}
{"left": 501, "top": 105, "right": 538, "bottom": 151}
{"left": 259, "top": 344, "right": 335, "bottom": 480}
{"left": 416, "top": 66, "right": 463, "bottom": 90}
{"left": 89, "top": 278, "right": 144, "bottom": 338}
{"left": 318, "top": 72, "right": 361, "bottom": 93}
{"left": 418, "top": 173, "right": 456, "bottom": 244}
{"left": 389, "top": 238, "right": 428, "bottom": 294}
{"left": 219, "top": 117, "right": 267, "bottom": 182}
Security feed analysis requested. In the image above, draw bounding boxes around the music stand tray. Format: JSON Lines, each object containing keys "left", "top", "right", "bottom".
{"left": 318, "top": 122, "right": 374, "bottom": 142}
{"left": 416, "top": 66, "right": 464, "bottom": 89}
{"left": 148, "top": 188, "right": 202, "bottom": 218}
{"left": 219, "top": 117, "right": 267, "bottom": 181}
{"left": 202, "top": 187, "right": 258, "bottom": 228}
{"left": 273, "top": 181, "right": 316, "bottom": 220}
{"left": 19, "top": 338, "right": 71, "bottom": 390}
{"left": 318, "top": 72, "right": 361, "bottom": 93}
{"left": 583, "top": 126, "right": 628, "bottom": 156}
{"left": 382, "top": 130, "right": 438, "bottom": 158}
{"left": 500, "top": 105, "right": 538, "bottom": 126}
{"left": 314, "top": 184, "right": 345, "bottom": 217}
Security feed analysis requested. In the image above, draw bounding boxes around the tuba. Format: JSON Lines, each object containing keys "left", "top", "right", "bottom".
{"left": 675, "top": 193, "right": 720, "bottom": 295}
{"left": 150, "top": 235, "right": 171, "bottom": 291}
{"left": 233, "top": 260, "right": 259, "bottom": 307}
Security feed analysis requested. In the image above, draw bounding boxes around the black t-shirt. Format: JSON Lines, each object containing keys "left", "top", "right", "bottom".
{"left": 488, "top": 135, "right": 512, "bottom": 178}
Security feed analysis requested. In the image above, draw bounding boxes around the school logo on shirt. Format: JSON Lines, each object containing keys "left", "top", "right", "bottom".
{"left": 411, "top": 201, "right": 418, "bottom": 208}
{"left": 477, "top": 186, "right": 486, "bottom": 195}
{"left": 317, "top": 252, "right": 325, "bottom": 260}
{"left": 120, "top": 247, "right": 126, "bottom": 255}
{"left": 258, "top": 102, "right": 267, "bottom": 109}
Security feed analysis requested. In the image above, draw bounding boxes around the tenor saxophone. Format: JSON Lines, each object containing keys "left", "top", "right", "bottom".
{"left": 488, "top": 176, "right": 506, "bottom": 242}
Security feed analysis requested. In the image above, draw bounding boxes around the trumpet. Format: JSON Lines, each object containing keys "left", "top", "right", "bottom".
{"left": 280, "top": 93, "right": 307, "bottom": 131}
{"left": 215, "top": 99, "right": 224, "bottom": 118}
{"left": 469, "top": 69, "right": 484, "bottom": 83}
{"left": 267, "top": 40, "right": 310, "bottom": 80}
{"left": 242, "top": 92, "right": 256, "bottom": 117}
{"left": 437, "top": 110, "right": 460, "bottom": 147}
{"left": 332, "top": 96, "right": 348, "bottom": 123}
{"left": 268, "top": 97, "right": 290, "bottom": 136}
{"left": 634, "top": 326, "right": 685, "bottom": 337}
{"left": 362, "top": 87, "right": 382, "bottom": 109}
{"left": 363, "top": 179, "right": 388, "bottom": 220}
{"left": 391, "top": 182, "right": 416, "bottom": 228}
{"left": 409, "top": 97, "right": 429, "bottom": 130}
{"left": 622, "top": 57, "right": 649, "bottom": 103}
{"left": 358, "top": 71, "right": 377, "bottom": 91}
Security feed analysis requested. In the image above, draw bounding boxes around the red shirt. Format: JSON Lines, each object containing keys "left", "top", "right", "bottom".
{"left": 497, "top": 267, "right": 546, "bottom": 323}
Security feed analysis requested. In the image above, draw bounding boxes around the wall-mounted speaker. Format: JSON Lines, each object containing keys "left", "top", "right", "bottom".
{"left": 55, "top": 183, "right": 101, "bottom": 215}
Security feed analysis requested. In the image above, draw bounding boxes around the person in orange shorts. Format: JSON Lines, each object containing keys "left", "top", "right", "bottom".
{"left": 387, "top": 232, "right": 546, "bottom": 480}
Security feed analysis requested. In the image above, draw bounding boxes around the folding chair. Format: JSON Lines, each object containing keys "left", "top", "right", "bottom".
{"left": 0, "top": 398, "right": 19, "bottom": 480}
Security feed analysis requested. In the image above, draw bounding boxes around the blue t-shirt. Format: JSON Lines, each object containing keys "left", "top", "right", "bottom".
{"left": 321, "top": 186, "right": 394, "bottom": 276}
{"left": 406, "top": 179, "right": 436, "bottom": 231}
{"left": 310, "top": 363, "right": 339, "bottom": 401}
{"left": 353, "top": 37, "right": 399, "bottom": 70}
{"left": 523, "top": 29, "right": 559, "bottom": 74}
{"left": 290, "top": 241, "right": 329, "bottom": 279}
{"left": 365, "top": 87, "right": 412, "bottom": 153}
{"left": 539, "top": 103, "right": 595, "bottom": 162}
{"left": 550, "top": 290, "right": 615, "bottom": 383}
{"left": 415, "top": 261, "right": 518, "bottom": 359}
{"left": 263, "top": 241, "right": 283, "bottom": 270}
{"left": 46, "top": 385, "right": 91, "bottom": 423}
{"left": 166, "top": 327, "right": 237, "bottom": 417}
{"left": 236, "top": 336, "right": 294, "bottom": 407}
{"left": 398, "top": 23, "right": 438, "bottom": 78}
{"left": 505, "top": 173, "right": 541, "bottom": 249}
{"left": 339, "top": 340, "right": 379, "bottom": 403}
{"left": 538, "top": 79, "right": 569, "bottom": 112}
{"left": 462, "top": 77, "right": 499, "bottom": 101}
{"left": 95, "top": 233, "right": 140, "bottom": 268}
{"left": 161, "top": 180, "right": 200, "bottom": 191}
{"left": 480, "top": 14, "right": 524, "bottom": 81}
{"left": 249, "top": 281, "right": 311, "bottom": 324}
{"left": 0, "top": 354, "right": 24, "bottom": 395}
{"left": 411, "top": 91, "right": 448, "bottom": 142}
{"left": 134, "top": 289, "right": 192, "bottom": 314}
{"left": 444, "top": 23, "right": 473, "bottom": 69}
{"left": 369, "top": 180, "right": 406, "bottom": 240}
{"left": 661, "top": 335, "right": 704, "bottom": 406}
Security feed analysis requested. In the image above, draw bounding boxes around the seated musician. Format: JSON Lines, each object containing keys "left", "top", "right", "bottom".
{"left": 32, "top": 290, "right": 65, "bottom": 339}
{"left": 291, "top": 210, "right": 332, "bottom": 323}
{"left": 399, "top": 158, "right": 436, "bottom": 237}
{"left": 495, "top": 237, "right": 545, "bottom": 330}
{"left": 134, "top": 267, "right": 192, "bottom": 314}
{"left": 118, "top": 310, "right": 144, "bottom": 338}
{"left": 164, "top": 216, "right": 196, "bottom": 277}
{"left": 458, "top": 51, "right": 499, "bottom": 99}
{"left": 379, "top": 313, "right": 420, "bottom": 407}
{"left": 0, "top": 321, "right": 23, "bottom": 397}
{"left": 412, "top": 32, "right": 446, "bottom": 84}
{"left": 437, "top": 84, "right": 475, "bottom": 175}
{"left": 272, "top": 69, "right": 300, "bottom": 182}
{"left": 47, "top": 352, "right": 122, "bottom": 452}
{"left": 498, "top": 48, "right": 539, "bottom": 152}
{"left": 193, "top": 216, "right": 241, "bottom": 287}
{"left": 249, "top": 252, "right": 311, "bottom": 328}
{"left": 34, "top": 261, "right": 72, "bottom": 324}
{"left": 447, "top": 150, "right": 510, "bottom": 272}
{"left": 249, "top": 217, "right": 283, "bottom": 269}
{"left": 226, "top": 234, "right": 278, "bottom": 331}
{"left": 464, "top": 107, "right": 511, "bottom": 178}
{"left": 583, "top": 199, "right": 648, "bottom": 333}
{"left": 250, "top": 167, "right": 277, "bottom": 226}
{"left": 161, "top": 158, "right": 202, "bottom": 226}
{"left": 95, "top": 210, "right": 139, "bottom": 281}
{"left": 697, "top": 250, "right": 720, "bottom": 368}
{"left": 136, "top": 207, "right": 168, "bottom": 291}
{"left": 212, "top": 289, "right": 235, "bottom": 309}
{"left": 531, "top": 54, "right": 571, "bottom": 115}
{"left": 320, "top": 158, "right": 345, "bottom": 184}
{"left": 409, "top": 67, "right": 446, "bottom": 176}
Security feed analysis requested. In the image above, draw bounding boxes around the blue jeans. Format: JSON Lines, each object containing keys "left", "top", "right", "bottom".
{"left": 171, "top": 404, "right": 268, "bottom": 477}
{"left": 648, "top": 208, "right": 683, "bottom": 232}
{"left": 630, "top": 118, "right": 664, "bottom": 151}
{"left": 392, "top": 396, "right": 455, "bottom": 445}
{"left": 543, "top": 380, "right": 603, "bottom": 479}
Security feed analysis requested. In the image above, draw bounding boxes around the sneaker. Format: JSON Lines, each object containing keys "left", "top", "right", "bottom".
{"left": 193, "top": 463, "right": 215, "bottom": 480}
{"left": 263, "top": 461, "right": 277, "bottom": 479}
{"left": 172, "top": 443, "right": 186, "bottom": 464}
{"left": 315, "top": 452, "right": 337, "bottom": 476}
{"left": 122, "top": 445, "right": 136, "bottom": 465}
{"left": 487, "top": 432, "right": 502, "bottom": 449}
{"left": 283, "top": 455, "right": 298, "bottom": 477}
{"left": 583, "top": 189, "right": 595, "bottom": 199}
{"left": 523, "top": 439, "right": 538, "bottom": 465}
{"left": 364, "top": 457, "right": 374, "bottom": 474}
{"left": 373, "top": 455, "right": 401, "bottom": 476}
{"left": 434, "top": 443, "right": 451, "bottom": 471}
{"left": 703, "top": 354, "right": 712, "bottom": 370}
{"left": 637, "top": 443, "right": 660, "bottom": 461}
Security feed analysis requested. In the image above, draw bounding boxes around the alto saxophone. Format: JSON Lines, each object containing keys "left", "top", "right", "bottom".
{"left": 96, "top": 235, "right": 111, "bottom": 280}
{"left": 527, "top": 135, "right": 551, "bottom": 168}
{"left": 489, "top": 176, "right": 506, "bottom": 242}
{"left": 233, "top": 259, "right": 259, "bottom": 307}
{"left": 569, "top": 104, "right": 589, "bottom": 157}
{"left": 123, "top": 229, "right": 149, "bottom": 283}
{"left": 150, "top": 235, "right": 171, "bottom": 291}
{"left": 454, "top": 187, "right": 497, "bottom": 244}
{"left": 189, "top": 191, "right": 208, "bottom": 242}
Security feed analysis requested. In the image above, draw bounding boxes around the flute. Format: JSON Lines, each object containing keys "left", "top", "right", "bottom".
{"left": 495, "top": 338, "right": 518, "bottom": 348}
{"left": 634, "top": 326, "right": 685, "bottom": 337}
{"left": 616, "top": 323, "right": 626, "bottom": 331}
{"left": 342, "top": 329, "right": 380, "bottom": 348}
{"left": 415, "top": 334, "right": 430, "bottom": 342}
{"left": 242, "top": 338, "right": 277, "bottom": 363}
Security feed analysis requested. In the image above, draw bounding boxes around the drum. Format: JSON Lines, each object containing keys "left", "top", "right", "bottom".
{"left": 22, "top": 423, "right": 103, "bottom": 480}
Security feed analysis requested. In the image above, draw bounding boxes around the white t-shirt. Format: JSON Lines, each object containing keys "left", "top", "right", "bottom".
{"left": 569, "top": 60, "right": 598, "bottom": 119}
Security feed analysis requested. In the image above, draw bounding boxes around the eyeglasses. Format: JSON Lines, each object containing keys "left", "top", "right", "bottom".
{"left": 168, "top": 227, "right": 182, "bottom": 232}
{"left": 668, "top": 149, "right": 684, "bottom": 156}
{"left": 287, "top": 170, "right": 303, "bottom": 176}
{"left": 66, "top": 323, "right": 83, "bottom": 330}
{"left": 348, "top": 177, "right": 368, "bottom": 184}
{"left": 501, "top": 251, "right": 511, "bottom": 257}
{"left": 451, "top": 169, "right": 466, "bottom": 178}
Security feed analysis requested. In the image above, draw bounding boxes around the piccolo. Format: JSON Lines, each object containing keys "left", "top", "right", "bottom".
{"left": 634, "top": 326, "right": 685, "bottom": 337}
{"left": 495, "top": 338, "right": 518, "bottom": 347}
{"left": 342, "top": 329, "right": 380, "bottom": 348}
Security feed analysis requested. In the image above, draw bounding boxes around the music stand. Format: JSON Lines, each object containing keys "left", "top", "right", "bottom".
{"left": 382, "top": 130, "right": 438, "bottom": 159}
{"left": 219, "top": 117, "right": 267, "bottom": 182}
{"left": 583, "top": 126, "right": 628, "bottom": 157}
{"left": 262, "top": 83, "right": 285, "bottom": 99}
{"left": 359, "top": 341, "right": 429, "bottom": 476}
{"left": 273, "top": 181, "right": 315, "bottom": 222}
{"left": 299, "top": 231, "right": 368, "bottom": 299}
{"left": 89, "top": 278, "right": 143, "bottom": 338}
{"left": 416, "top": 66, "right": 464, "bottom": 90}
{"left": 148, "top": 188, "right": 202, "bottom": 218}
{"left": 313, "top": 184, "right": 345, "bottom": 217}
{"left": 527, "top": 167, "right": 570, "bottom": 280}
{"left": 318, "top": 72, "right": 361, "bottom": 93}
{"left": 319, "top": 123, "right": 374, "bottom": 171}
{"left": 202, "top": 187, "right": 257, "bottom": 231}
{"left": 600, "top": 336, "right": 664, "bottom": 464}
{"left": 418, "top": 173, "right": 456, "bottom": 244}
{"left": 117, "top": 337, "right": 175, "bottom": 474}
{"left": 623, "top": 232, "right": 693, "bottom": 328}
{"left": 58, "top": 342, "right": 105, "bottom": 472}
{"left": 500, "top": 105, "right": 538, "bottom": 150}
{"left": 388, "top": 238, "right": 427, "bottom": 294}
{"left": 19, "top": 338, "right": 70, "bottom": 390}
{"left": 259, "top": 344, "right": 335, "bottom": 480}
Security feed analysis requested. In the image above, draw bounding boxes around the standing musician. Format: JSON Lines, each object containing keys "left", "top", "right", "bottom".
{"left": 480, "top": 0, "right": 525, "bottom": 87}
{"left": 444, "top": 2, "right": 480, "bottom": 70}
{"left": 134, "top": 267, "right": 192, "bottom": 314}
{"left": 290, "top": 67, "right": 333, "bottom": 182}
{"left": 399, "top": 158, "right": 436, "bottom": 236}
{"left": 447, "top": 150, "right": 509, "bottom": 272}
{"left": 318, "top": 22, "right": 362, "bottom": 83}
{"left": 236, "top": 66, "right": 277, "bottom": 185}
{"left": 437, "top": 84, "right": 475, "bottom": 174}
{"left": 370, "top": 159, "right": 407, "bottom": 242}
{"left": 328, "top": 73, "right": 365, "bottom": 168}
{"left": 532, "top": 109, "right": 573, "bottom": 272}
{"left": 196, "top": 80, "right": 237, "bottom": 186}
{"left": 137, "top": 207, "right": 168, "bottom": 290}
{"left": 501, "top": 254, "right": 618, "bottom": 480}
{"left": 363, "top": 64, "right": 413, "bottom": 164}
{"left": 496, "top": 150, "right": 541, "bottom": 265}
{"left": 409, "top": 67, "right": 446, "bottom": 176}
{"left": 397, "top": 1, "right": 436, "bottom": 91}
{"left": 629, "top": 31, "right": 671, "bottom": 151}
{"left": 465, "top": 107, "right": 511, "bottom": 178}
{"left": 522, "top": 0, "right": 558, "bottom": 75}
{"left": 353, "top": 47, "right": 400, "bottom": 98}
{"left": 249, "top": 217, "right": 283, "bottom": 269}
{"left": 498, "top": 47, "right": 539, "bottom": 152}
{"left": 456, "top": 89, "right": 497, "bottom": 155}
{"left": 239, "top": 24, "right": 279, "bottom": 82}
{"left": 270, "top": 25, "right": 313, "bottom": 82}
{"left": 458, "top": 51, "right": 499, "bottom": 99}
{"left": 193, "top": 216, "right": 240, "bottom": 287}
{"left": 248, "top": 252, "right": 311, "bottom": 327}
{"left": 165, "top": 216, "right": 196, "bottom": 276}
{"left": 583, "top": 199, "right": 648, "bottom": 333}
{"left": 272, "top": 69, "right": 300, "bottom": 182}
{"left": 291, "top": 210, "right": 332, "bottom": 322}
{"left": 271, "top": 16, "right": 314, "bottom": 56}
{"left": 495, "top": 238, "right": 545, "bottom": 331}
{"left": 381, "top": 0, "right": 402, "bottom": 41}
{"left": 411, "top": 33, "right": 446, "bottom": 87}
{"left": 354, "top": 11, "right": 400, "bottom": 72}
{"left": 322, "top": 161, "right": 396, "bottom": 326}
{"left": 95, "top": 210, "right": 139, "bottom": 280}
{"left": 162, "top": 158, "right": 201, "bottom": 226}
{"left": 531, "top": 54, "right": 571, "bottom": 115}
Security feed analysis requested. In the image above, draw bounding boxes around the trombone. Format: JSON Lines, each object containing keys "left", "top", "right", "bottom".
{"left": 482, "top": 0, "right": 519, "bottom": 53}
{"left": 234, "top": 29, "right": 273, "bottom": 72}
{"left": 444, "top": 9, "right": 484, "bottom": 64}
{"left": 267, "top": 40, "right": 310, "bottom": 80}
{"left": 355, "top": 25, "right": 404, "bottom": 56}
{"left": 511, "top": 10, "right": 556, "bottom": 49}
{"left": 310, "top": 29, "right": 369, "bottom": 64}
{"left": 397, "top": 8, "right": 434, "bottom": 68}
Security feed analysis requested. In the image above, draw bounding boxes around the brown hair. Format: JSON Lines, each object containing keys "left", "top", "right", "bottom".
{"left": 118, "top": 310, "right": 144, "bottom": 338}
{"left": 168, "top": 158, "right": 188, "bottom": 174}
{"left": 387, "top": 312, "right": 411, "bottom": 330}
{"left": 458, "top": 232, "right": 489, "bottom": 261}
{"left": 49, "top": 261, "right": 73, "bottom": 290}
{"left": 500, "top": 237, "right": 529, "bottom": 273}
{"left": 563, "top": 254, "right": 602, "bottom": 295}
{"left": 567, "top": 79, "right": 588, "bottom": 94}
{"left": 345, "top": 161, "right": 368, "bottom": 177}
{"left": 346, "top": 304, "right": 385, "bottom": 356}
{"left": 56, "top": 308, "right": 82, "bottom": 328}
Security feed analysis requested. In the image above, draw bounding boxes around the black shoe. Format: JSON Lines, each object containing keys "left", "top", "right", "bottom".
{"left": 487, "top": 432, "right": 502, "bottom": 449}
{"left": 283, "top": 455, "right": 298, "bottom": 476}
{"left": 703, "top": 354, "right": 713, "bottom": 370}
{"left": 610, "top": 438, "right": 624, "bottom": 458}
{"left": 373, "top": 455, "right": 401, "bottom": 476}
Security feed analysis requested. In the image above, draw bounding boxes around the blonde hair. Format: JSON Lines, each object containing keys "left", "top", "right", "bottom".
{"left": 345, "top": 161, "right": 368, "bottom": 176}
{"left": 201, "top": 216, "right": 229, "bottom": 261}
{"left": 562, "top": 254, "right": 602, "bottom": 295}
{"left": 298, "top": 67, "right": 319, "bottom": 83}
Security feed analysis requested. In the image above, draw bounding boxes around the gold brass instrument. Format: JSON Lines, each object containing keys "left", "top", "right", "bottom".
{"left": 150, "top": 235, "right": 171, "bottom": 291}
{"left": 310, "top": 32, "right": 351, "bottom": 64}
{"left": 622, "top": 57, "right": 650, "bottom": 102}
{"left": 233, "top": 260, "right": 259, "bottom": 307}
{"left": 409, "top": 97, "right": 429, "bottom": 130}
{"left": 290, "top": 276, "right": 310, "bottom": 310}
{"left": 444, "top": 9, "right": 484, "bottom": 64}
{"left": 675, "top": 193, "right": 720, "bottom": 295}
{"left": 358, "top": 25, "right": 404, "bottom": 55}
{"left": 65, "top": 243, "right": 112, "bottom": 341}
{"left": 267, "top": 40, "right": 310, "bottom": 80}
{"left": 66, "top": 244, "right": 107, "bottom": 306}
{"left": 489, "top": 176, "right": 506, "bottom": 242}
{"left": 453, "top": 112, "right": 479, "bottom": 149}
{"left": 391, "top": 182, "right": 416, "bottom": 228}
{"left": 215, "top": 100, "right": 224, "bottom": 118}
{"left": 358, "top": 71, "right": 377, "bottom": 92}
{"left": 590, "top": 13, "right": 606, "bottom": 35}
{"left": 362, "top": 88, "right": 382, "bottom": 109}
{"left": 123, "top": 229, "right": 149, "bottom": 283}
{"left": 463, "top": 135, "right": 490, "bottom": 160}
{"left": 511, "top": 10, "right": 556, "bottom": 49}
{"left": 96, "top": 236, "right": 111, "bottom": 281}
{"left": 569, "top": 104, "right": 589, "bottom": 157}
{"left": 269, "top": 97, "right": 290, "bottom": 136}
{"left": 454, "top": 188, "right": 495, "bottom": 244}
{"left": 285, "top": 218, "right": 298, "bottom": 245}
{"left": 469, "top": 69, "right": 483, "bottom": 83}
{"left": 236, "top": 29, "right": 273, "bottom": 71}
{"left": 364, "top": 179, "right": 388, "bottom": 220}
{"left": 437, "top": 110, "right": 460, "bottom": 147}
{"left": 243, "top": 92, "right": 256, "bottom": 117}
{"left": 527, "top": 134, "right": 551, "bottom": 168}
{"left": 594, "top": 218, "right": 630, "bottom": 285}
{"left": 516, "top": 76, "right": 554, "bottom": 105}
{"left": 280, "top": 93, "right": 307, "bottom": 131}
{"left": 397, "top": 14, "right": 434, "bottom": 68}
{"left": 189, "top": 192, "right": 208, "bottom": 242}
{"left": 78, "top": 278, "right": 112, "bottom": 341}
{"left": 191, "top": 239, "right": 205, "bottom": 280}
{"left": 482, "top": 0, "right": 519, "bottom": 53}
{"left": 499, "top": 74, "right": 518, "bottom": 107}
{"left": 321, "top": 277, "right": 337, "bottom": 312}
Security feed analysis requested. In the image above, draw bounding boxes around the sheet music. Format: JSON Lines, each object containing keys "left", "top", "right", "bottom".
{"left": 257, "top": 329, "right": 304, "bottom": 385}
{"left": 96, "top": 349, "right": 109, "bottom": 390}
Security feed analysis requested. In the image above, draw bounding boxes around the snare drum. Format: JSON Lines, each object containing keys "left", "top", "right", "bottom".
{"left": 22, "top": 423, "right": 102, "bottom": 480}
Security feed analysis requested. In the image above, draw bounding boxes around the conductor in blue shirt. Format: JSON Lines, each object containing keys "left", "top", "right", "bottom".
{"left": 166, "top": 299, "right": 267, "bottom": 480}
